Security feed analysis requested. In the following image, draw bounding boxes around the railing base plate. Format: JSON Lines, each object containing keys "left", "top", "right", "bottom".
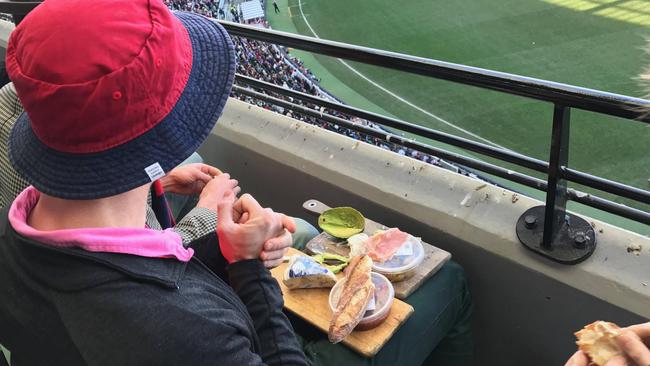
{"left": 516, "top": 206, "right": 596, "bottom": 264}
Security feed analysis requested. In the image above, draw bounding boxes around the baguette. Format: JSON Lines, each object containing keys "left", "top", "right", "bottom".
{"left": 328, "top": 255, "right": 375, "bottom": 343}
{"left": 575, "top": 321, "right": 622, "bottom": 366}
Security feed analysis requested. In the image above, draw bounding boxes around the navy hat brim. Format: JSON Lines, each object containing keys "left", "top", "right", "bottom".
{"left": 8, "top": 12, "right": 235, "bottom": 199}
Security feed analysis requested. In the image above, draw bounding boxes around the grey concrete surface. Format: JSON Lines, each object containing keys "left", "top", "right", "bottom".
{"left": 199, "top": 99, "right": 649, "bottom": 366}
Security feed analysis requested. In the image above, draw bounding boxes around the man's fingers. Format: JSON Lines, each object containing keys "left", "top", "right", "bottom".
{"left": 196, "top": 171, "right": 213, "bottom": 184}
{"left": 564, "top": 351, "right": 589, "bottom": 366}
{"left": 263, "top": 258, "right": 284, "bottom": 269}
{"left": 232, "top": 194, "right": 260, "bottom": 225}
{"left": 604, "top": 355, "right": 628, "bottom": 366}
{"left": 616, "top": 330, "right": 650, "bottom": 366}
{"left": 238, "top": 194, "right": 264, "bottom": 217}
{"left": 627, "top": 322, "right": 650, "bottom": 342}
{"left": 264, "top": 230, "right": 292, "bottom": 251}
{"left": 194, "top": 180, "right": 206, "bottom": 191}
{"left": 233, "top": 186, "right": 242, "bottom": 197}
{"left": 216, "top": 190, "right": 236, "bottom": 226}
{"left": 233, "top": 197, "right": 244, "bottom": 222}
{"left": 201, "top": 164, "right": 222, "bottom": 177}
{"left": 213, "top": 174, "right": 235, "bottom": 186}
{"left": 260, "top": 248, "right": 285, "bottom": 262}
{"left": 209, "top": 173, "right": 238, "bottom": 192}
{"left": 281, "top": 214, "right": 296, "bottom": 233}
{"left": 214, "top": 173, "right": 230, "bottom": 181}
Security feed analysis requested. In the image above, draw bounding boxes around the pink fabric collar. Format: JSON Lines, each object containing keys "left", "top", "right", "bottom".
{"left": 8, "top": 187, "right": 194, "bottom": 262}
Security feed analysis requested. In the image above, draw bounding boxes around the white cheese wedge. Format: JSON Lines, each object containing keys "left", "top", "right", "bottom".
{"left": 283, "top": 255, "right": 337, "bottom": 289}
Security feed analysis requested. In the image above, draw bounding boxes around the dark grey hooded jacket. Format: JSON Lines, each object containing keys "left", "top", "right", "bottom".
{"left": 0, "top": 207, "right": 307, "bottom": 365}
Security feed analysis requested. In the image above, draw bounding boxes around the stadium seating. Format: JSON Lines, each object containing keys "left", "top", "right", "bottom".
{"left": 161, "top": 0, "right": 471, "bottom": 174}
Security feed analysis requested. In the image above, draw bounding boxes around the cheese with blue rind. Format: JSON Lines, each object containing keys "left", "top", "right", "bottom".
{"left": 283, "top": 255, "right": 337, "bottom": 289}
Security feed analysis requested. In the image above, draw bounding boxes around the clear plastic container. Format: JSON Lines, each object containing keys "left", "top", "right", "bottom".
{"left": 371, "top": 237, "right": 424, "bottom": 282}
{"left": 328, "top": 272, "right": 394, "bottom": 331}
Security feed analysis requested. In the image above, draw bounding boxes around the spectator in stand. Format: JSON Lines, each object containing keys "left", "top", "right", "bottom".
{"left": 0, "top": 1, "right": 306, "bottom": 364}
{"left": 164, "top": 0, "right": 221, "bottom": 18}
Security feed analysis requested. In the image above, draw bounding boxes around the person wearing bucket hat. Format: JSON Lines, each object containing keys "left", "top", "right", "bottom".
{"left": 0, "top": 0, "right": 308, "bottom": 364}
{"left": 0, "top": 79, "right": 317, "bottom": 268}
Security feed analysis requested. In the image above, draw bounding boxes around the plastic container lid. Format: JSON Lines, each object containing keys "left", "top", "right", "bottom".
{"left": 328, "top": 272, "right": 394, "bottom": 326}
{"left": 371, "top": 236, "right": 424, "bottom": 274}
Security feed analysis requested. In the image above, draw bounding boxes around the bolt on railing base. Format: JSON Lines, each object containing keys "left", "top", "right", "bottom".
{"left": 516, "top": 206, "right": 596, "bottom": 264}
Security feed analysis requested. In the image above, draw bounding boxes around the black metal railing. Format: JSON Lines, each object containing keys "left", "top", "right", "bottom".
{"left": 222, "top": 22, "right": 650, "bottom": 264}
{"left": 1, "top": 3, "right": 648, "bottom": 264}
{"left": 232, "top": 75, "right": 650, "bottom": 223}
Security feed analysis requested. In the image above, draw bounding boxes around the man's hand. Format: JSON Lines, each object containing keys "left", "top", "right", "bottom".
{"left": 605, "top": 323, "right": 650, "bottom": 366}
{"left": 564, "top": 351, "right": 589, "bottom": 366}
{"left": 161, "top": 163, "right": 222, "bottom": 195}
{"left": 260, "top": 225, "right": 295, "bottom": 268}
{"left": 197, "top": 176, "right": 293, "bottom": 267}
{"left": 228, "top": 194, "right": 295, "bottom": 268}
{"left": 217, "top": 193, "right": 296, "bottom": 264}
{"left": 565, "top": 323, "right": 650, "bottom": 366}
{"left": 196, "top": 173, "right": 240, "bottom": 212}
{"left": 231, "top": 206, "right": 295, "bottom": 269}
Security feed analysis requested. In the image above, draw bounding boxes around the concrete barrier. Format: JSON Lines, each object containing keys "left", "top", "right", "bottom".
{"left": 200, "top": 98, "right": 649, "bottom": 365}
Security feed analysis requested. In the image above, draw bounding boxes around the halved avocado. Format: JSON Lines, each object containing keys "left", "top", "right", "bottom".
{"left": 318, "top": 207, "right": 365, "bottom": 239}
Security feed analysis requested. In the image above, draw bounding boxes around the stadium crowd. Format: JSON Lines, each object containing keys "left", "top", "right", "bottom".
{"left": 164, "top": 0, "right": 224, "bottom": 18}
{"left": 163, "top": 0, "right": 460, "bottom": 171}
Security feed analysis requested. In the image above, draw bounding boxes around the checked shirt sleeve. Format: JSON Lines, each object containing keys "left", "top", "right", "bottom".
{"left": 145, "top": 205, "right": 217, "bottom": 245}
{"left": 172, "top": 207, "right": 217, "bottom": 245}
{"left": 0, "top": 83, "right": 29, "bottom": 209}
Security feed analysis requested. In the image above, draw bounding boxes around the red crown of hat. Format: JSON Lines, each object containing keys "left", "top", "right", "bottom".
{"left": 6, "top": 0, "right": 193, "bottom": 154}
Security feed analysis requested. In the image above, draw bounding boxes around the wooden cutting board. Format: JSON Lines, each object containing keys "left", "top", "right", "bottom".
{"left": 302, "top": 199, "right": 451, "bottom": 300}
{"left": 271, "top": 248, "right": 414, "bottom": 358}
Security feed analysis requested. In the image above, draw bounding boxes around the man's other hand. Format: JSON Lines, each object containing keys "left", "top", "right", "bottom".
{"left": 260, "top": 215, "right": 296, "bottom": 268}
{"left": 564, "top": 351, "right": 589, "bottom": 366}
{"left": 229, "top": 194, "right": 295, "bottom": 268}
{"left": 564, "top": 322, "right": 650, "bottom": 366}
{"left": 161, "top": 163, "right": 222, "bottom": 195}
{"left": 217, "top": 193, "right": 295, "bottom": 264}
{"left": 196, "top": 173, "right": 240, "bottom": 212}
{"left": 605, "top": 323, "right": 650, "bottom": 366}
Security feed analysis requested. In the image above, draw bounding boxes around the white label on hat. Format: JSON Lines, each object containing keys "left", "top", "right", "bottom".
{"left": 145, "top": 162, "right": 165, "bottom": 182}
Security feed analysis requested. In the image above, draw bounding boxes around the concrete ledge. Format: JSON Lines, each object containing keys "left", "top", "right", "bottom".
{"left": 213, "top": 98, "right": 649, "bottom": 318}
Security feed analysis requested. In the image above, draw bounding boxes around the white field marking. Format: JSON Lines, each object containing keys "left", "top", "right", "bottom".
{"left": 297, "top": 0, "right": 510, "bottom": 150}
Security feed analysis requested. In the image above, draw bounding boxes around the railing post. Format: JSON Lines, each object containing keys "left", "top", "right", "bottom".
{"left": 543, "top": 104, "right": 570, "bottom": 249}
{"left": 516, "top": 104, "right": 597, "bottom": 264}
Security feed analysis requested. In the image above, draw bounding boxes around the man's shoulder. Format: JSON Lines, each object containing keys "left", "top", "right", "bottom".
{"left": 0, "top": 233, "right": 258, "bottom": 364}
{"left": 2, "top": 228, "right": 249, "bottom": 325}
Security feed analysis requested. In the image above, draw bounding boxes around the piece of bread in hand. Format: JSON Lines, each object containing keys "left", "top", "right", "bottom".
{"left": 575, "top": 321, "right": 622, "bottom": 366}
{"left": 328, "top": 255, "right": 374, "bottom": 343}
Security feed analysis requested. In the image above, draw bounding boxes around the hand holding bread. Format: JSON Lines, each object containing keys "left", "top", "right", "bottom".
{"left": 566, "top": 321, "right": 650, "bottom": 366}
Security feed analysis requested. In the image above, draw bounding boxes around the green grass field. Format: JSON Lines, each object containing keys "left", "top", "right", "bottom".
{"left": 267, "top": 0, "right": 650, "bottom": 234}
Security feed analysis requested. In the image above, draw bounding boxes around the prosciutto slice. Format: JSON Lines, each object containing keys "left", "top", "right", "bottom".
{"left": 366, "top": 228, "right": 409, "bottom": 263}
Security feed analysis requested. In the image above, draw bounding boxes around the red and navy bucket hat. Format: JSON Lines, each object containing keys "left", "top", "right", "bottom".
{"left": 5, "top": 0, "right": 235, "bottom": 199}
